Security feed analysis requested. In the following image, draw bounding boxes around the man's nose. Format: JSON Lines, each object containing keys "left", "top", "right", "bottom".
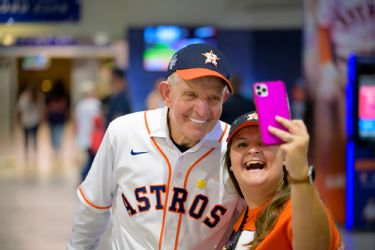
{"left": 194, "top": 99, "right": 209, "bottom": 116}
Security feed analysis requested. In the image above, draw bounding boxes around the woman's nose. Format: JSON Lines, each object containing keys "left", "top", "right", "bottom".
{"left": 248, "top": 145, "right": 261, "bottom": 155}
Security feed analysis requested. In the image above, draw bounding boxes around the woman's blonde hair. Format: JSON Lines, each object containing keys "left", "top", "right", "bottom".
{"left": 224, "top": 140, "right": 290, "bottom": 250}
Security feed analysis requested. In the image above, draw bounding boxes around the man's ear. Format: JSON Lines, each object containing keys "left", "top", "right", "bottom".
{"left": 159, "top": 81, "right": 172, "bottom": 108}
{"left": 223, "top": 89, "right": 230, "bottom": 103}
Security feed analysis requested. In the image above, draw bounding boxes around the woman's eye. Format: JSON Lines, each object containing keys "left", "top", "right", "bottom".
{"left": 237, "top": 142, "right": 247, "bottom": 148}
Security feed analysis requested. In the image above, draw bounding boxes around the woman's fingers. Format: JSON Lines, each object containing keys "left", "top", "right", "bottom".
{"left": 274, "top": 116, "right": 299, "bottom": 133}
{"left": 268, "top": 117, "right": 309, "bottom": 144}
{"left": 291, "top": 119, "right": 308, "bottom": 134}
{"left": 268, "top": 125, "right": 293, "bottom": 142}
{"left": 275, "top": 116, "right": 308, "bottom": 135}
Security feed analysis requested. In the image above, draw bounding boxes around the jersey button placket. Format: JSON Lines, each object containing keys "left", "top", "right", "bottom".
{"left": 165, "top": 156, "right": 184, "bottom": 249}
{"left": 174, "top": 156, "right": 184, "bottom": 183}
{"left": 170, "top": 153, "right": 184, "bottom": 244}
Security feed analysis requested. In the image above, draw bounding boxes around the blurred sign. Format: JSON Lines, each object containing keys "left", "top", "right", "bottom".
{"left": 0, "top": 0, "right": 80, "bottom": 23}
{"left": 15, "top": 36, "right": 76, "bottom": 46}
{"left": 346, "top": 55, "right": 375, "bottom": 231}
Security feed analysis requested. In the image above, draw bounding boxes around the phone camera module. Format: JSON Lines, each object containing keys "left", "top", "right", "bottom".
{"left": 255, "top": 83, "right": 268, "bottom": 97}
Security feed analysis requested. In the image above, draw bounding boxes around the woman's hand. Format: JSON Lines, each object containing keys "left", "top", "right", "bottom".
{"left": 268, "top": 116, "right": 310, "bottom": 179}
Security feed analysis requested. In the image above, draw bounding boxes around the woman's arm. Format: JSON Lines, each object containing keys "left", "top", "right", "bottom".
{"left": 268, "top": 117, "right": 336, "bottom": 250}
{"left": 289, "top": 174, "right": 331, "bottom": 250}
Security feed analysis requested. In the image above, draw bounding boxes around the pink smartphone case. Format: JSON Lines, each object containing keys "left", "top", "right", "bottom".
{"left": 252, "top": 81, "right": 291, "bottom": 145}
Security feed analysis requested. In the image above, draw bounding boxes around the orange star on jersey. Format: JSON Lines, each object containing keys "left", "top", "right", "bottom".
{"left": 202, "top": 50, "right": 220, "bottom": 67}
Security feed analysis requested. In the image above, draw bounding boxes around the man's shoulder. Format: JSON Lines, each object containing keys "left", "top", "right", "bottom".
{"left": 109, "top": 110, "right": 144, "bottom": 126}
{"left": 106, "top": 109, "right": 166, "bottom": 144}
{"left": 108, "top": 108, "right": 164, "bottom": 130}
{"left": 218, "top": 120, "right": 230, "bottom": 130}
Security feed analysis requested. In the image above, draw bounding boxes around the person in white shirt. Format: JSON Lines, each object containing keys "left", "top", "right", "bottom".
{"left": 17, "top": 85, "right": 44, "bottom": 161}
{"left": 67, "top": 43, "right": 245, "bottom": 250}
{"left": 74, "top": 81, "right": 102, "bottom": 182}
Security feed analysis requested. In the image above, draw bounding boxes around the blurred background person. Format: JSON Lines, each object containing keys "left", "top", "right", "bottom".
{"left": 90, "top": 115, "right": 105, "bottom": 162}
{"left": 291, "top": 78, "right": 307, "bottom": 120}
{"left": 74, "top": 81, "right": 101, "bottom": 182}
{"left": 220, "top": 74, "right": 255, "bottom": 124}
{"left": 45, "top": 79, "right": 70, "bottom": 161}
{"left": 363, "top": 198, "right": 375, "bottom": 227}
{"left": 16, "top": 85, "right": 44, "bottom": 162}
{"left": 146, "top": 77, "right": 165, "bottom": 110}
{"left": 105, "top": 67, "right": 131, "bottom": 126}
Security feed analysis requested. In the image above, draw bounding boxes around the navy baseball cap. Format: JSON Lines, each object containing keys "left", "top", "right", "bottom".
{"left": 227, "top": 111, "right": 259, "bottom": 142}
{"left": 166, "top": 43, "right": 233, "bottom": 93}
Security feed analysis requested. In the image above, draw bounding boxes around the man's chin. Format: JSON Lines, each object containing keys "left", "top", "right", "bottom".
{"left": 182, "top": 123, "right": 214, "bottom": 141}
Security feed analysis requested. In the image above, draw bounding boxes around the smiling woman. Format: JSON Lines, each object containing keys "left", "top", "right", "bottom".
{"left": 223, "top": 111, "right": 343, "bottom": 250}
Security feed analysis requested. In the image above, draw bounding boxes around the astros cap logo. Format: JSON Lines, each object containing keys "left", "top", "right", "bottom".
{"left": 202, "top": 50, "right": 220, "bottom": 67}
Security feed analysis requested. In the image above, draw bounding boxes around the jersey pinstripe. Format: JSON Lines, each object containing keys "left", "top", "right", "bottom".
{"left": 77, "top": 107, "right": 242, "bottom": 249}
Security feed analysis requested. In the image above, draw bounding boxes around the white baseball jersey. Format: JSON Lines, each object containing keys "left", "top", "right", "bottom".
{"left": 318, "top": 0, "right": 375, "bottom": 59}
{"left": 75, "top": 107, "right": 242, "bottom": 249}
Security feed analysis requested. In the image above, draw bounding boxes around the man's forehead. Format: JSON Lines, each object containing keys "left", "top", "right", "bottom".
{"left": 184, "top": 76, "right": 227, "bottom": 90}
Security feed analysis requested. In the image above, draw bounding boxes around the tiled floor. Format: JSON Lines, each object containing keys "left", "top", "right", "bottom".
{"left": 0, "top": 122, "right": 79, "bottom": 250}
{"left": 0, "top": 122, "right": 374, "bottom": 250}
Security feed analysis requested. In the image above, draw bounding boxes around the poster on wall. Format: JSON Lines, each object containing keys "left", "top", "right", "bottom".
{"left": 304, "top": 0, "right": 375, "bottom": 226}
{"left": 0, "top": 0, "right": 80, "bottom": 23}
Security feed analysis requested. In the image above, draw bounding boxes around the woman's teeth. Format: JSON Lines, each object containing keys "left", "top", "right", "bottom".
{"left": 245, "top": 162, "right": 265, "bottom": 170}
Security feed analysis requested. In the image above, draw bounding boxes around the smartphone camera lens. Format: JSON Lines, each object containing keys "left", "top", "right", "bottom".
{"left": 255, "top": 84, "right": 267, "bottom": 96}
